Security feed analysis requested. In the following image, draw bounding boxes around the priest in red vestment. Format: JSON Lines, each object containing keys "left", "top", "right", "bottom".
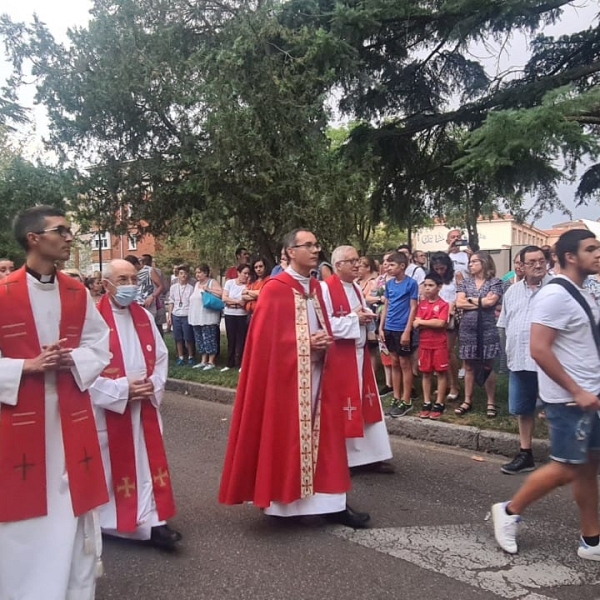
{"left": 321, "top": 245, "right": 394, "bottom": 474}
{"left": 91, "top": 259, "right": 180, "bottom": 550}
{"left": 0, "top": 206, "right": 111, "bottom": 600}
{"left": 219, "top": 229, "right": 370, "bottom": 528}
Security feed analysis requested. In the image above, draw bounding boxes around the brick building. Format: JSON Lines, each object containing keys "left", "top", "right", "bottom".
{"left": 70, "top": 229, "right": 160, "bottom": 275}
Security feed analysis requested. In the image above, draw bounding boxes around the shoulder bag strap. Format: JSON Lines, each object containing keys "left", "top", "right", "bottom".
{"left": 548, "top": 278, "right": 600, "bottom": 357}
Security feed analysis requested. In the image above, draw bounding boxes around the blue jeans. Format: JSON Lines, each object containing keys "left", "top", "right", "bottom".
{"left": 544, "top": 402, "right": 600, "bottom": 464}
{"left": 508, "top": 371, "right": 539, "bottom": 416}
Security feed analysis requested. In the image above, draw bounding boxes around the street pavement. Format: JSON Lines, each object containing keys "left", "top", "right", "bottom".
{"left": 96, "top": 392, "right": 600, "bottom": 600}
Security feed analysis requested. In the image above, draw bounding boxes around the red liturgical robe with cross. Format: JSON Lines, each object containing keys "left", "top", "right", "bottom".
{"left": 321, "top": 275, "right": 392, "bottom": 468}
{"left": 0, "top": 267, "right": 111, "bottom": 600}
{"left": 91, "top": 296, "right": 174, "bottom": 540}
{"left": 219, "top": 270, "right": 351, "bottom": 515}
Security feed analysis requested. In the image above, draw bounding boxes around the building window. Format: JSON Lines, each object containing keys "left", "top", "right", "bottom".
{"left": 128, "top": 235, "right": 137, "bottom": 251}
{"left": 93, "top": 232, "right": 110, "bottom": 250}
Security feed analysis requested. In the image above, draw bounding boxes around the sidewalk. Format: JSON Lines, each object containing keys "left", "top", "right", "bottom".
{"left": 166, "top": 378, "right": 550, "bottom": 460}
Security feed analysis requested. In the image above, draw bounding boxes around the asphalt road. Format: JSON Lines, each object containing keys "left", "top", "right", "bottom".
{"left": 96, "top": 392, "right": 600, "bottom": 600}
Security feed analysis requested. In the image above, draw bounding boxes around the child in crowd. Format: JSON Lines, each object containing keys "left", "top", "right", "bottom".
{"left": 379, "top": 252, "right": 419, "bottom": 417}
{"left": 414, "top": 272, "right": 450, "bottom": 420}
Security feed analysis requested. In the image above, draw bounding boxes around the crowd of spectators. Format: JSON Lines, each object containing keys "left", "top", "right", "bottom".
{"left": 93, "top": 232, "right": 597, "bottom": 476}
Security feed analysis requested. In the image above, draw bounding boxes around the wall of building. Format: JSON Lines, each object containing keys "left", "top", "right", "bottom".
{"left": 413, "top": 219, "right": 548, "bottom": 253}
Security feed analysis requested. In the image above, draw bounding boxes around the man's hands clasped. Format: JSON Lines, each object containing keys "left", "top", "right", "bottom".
{"left": 24, "top": 338, "right": 75, "bottom": 374}
{"left": 128, "top": 378, "right": 155, "bottom": 403}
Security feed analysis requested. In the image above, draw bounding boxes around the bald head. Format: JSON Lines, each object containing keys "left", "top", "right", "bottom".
{"left": 103, "top": 259, "right": 137, "bottom": 282}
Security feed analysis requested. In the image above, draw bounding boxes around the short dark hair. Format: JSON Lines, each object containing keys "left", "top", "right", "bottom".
{"left": 429, "top": 252, "right": 454, "bottom": 285}
{"left": 281, "top": 228, "right": 311, "bottom": 260}
{"left": 196, "top": 263, "right": 210, "bottom": 276}
{"left": 387, "top": 252, "right": 408, "bottom": 267}
{"left": 124, "top": 254, "right": 140, "bottom": 266}
{"left": 555, "top": 229, "right": 596, "bottom": 268}
{"left": 178, "top": 264, "right": 189, "bottom": 273}
{"left": 141, "top": 253, "right": 153, "bottom": 266}
{"left": 237, "top": 263, "right": 251, "bottom": 274}
{"left": 424, "top": 271, "right": 443, "bottom": 287}
{"left": 397, "top": 244, "right": 411, "bottom": 253}
{"left": 13, "top": 205, "right": 65, "bottom": 251}
{"left": 518, "top": 245, "right": 543, "bottom": 263}
{"left": 235, "top": 246, "right": 248, "bottom": 258}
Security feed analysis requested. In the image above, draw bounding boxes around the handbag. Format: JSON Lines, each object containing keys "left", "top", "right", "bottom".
{"left": 473, "top": 297, "right": 492, "bottom": 387}
{"left": 202, "top": 280, "right": 225, "bottom": 312}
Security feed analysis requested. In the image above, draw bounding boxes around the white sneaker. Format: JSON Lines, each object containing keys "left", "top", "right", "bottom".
{"left": 458, "top": 368, "right": 465, "bottom": 379}
{"left": 220, "top": 367, "right": 230, "bottom": 372}
{"left": 577, "top": 537, "right": 600, "bottom": 561}
{"left": 492, "top": 502, "right": 520, "bottom": 554}
{"left": 203, "top": 364, "right": 215, "bottom": 371}
{"left": 192, "top": 363, "right": 207, "bottom": 369}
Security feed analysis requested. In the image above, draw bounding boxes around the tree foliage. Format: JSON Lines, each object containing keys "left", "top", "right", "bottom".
{"left": 1, "top": 0, "right": 599, "bottom": 257}
{"left": 0, "top": 127, "right": 73, "bottom": 260}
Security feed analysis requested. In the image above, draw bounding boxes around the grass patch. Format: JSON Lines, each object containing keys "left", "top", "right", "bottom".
{"left": 165, "top": 332, "right": 239, "bottom": 389}
{"left": 165, "top": 332, "right": 548, "bottom": 438}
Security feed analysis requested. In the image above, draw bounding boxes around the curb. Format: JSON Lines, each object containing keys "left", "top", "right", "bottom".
{"left": 166, "top": 378, "right": 550, "bottom": 460}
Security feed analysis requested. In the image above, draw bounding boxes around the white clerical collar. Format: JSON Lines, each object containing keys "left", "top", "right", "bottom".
{"left": 285, "top": 266, "right": 312, "bottom": 293}
{"left": 26, "top": 266, "right": 55, "bottom": 284}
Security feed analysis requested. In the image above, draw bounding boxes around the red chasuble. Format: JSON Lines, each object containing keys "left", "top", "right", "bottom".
{"left": 97, "top": 295, "right": 175, "bottom": 532}
{"left": 218, "top": 272, "right": 351, "bottom": 508}
{"left": 324, "top": 275, "right": 383, "bottom": 438}
{"left": 0, "top": 267, "right": 108, "bottom": 522}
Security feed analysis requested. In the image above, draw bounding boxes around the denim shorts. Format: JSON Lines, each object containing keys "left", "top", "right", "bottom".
{"left": 544, "top": 402, "right": 600, "bottom": 464}
{"left": 508, "top": 371, "right": 539, "bottom": 416}
{"left": 172, "top": 314, "right": 194, "bottom": 343}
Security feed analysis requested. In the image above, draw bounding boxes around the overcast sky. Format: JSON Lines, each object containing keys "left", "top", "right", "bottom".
{"left": 1, "top": 0, "right": 598, "bottom": 229}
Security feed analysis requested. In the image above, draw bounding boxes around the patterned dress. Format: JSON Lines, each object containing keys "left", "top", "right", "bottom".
{"left": 457, "top": 277, "right": 503, "bottom": 360}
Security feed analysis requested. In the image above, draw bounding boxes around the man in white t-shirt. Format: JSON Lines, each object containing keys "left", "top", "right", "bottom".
{"left": 405, "top": 250, "right": 427, "bottom": 286}
{"left": 492, "top": 229, "right": 600, "bottom": 561}
{"left": 446, "top": 229, "right": 470, "bottom": 281}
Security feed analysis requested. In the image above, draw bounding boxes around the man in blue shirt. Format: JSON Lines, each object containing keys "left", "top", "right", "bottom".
{"left": 378, "top": 252, "right": 419, "bottom": 417}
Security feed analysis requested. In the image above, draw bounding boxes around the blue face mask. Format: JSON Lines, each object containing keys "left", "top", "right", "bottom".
{"left": 111, "top": 283, "right": 138, "bottom": 307}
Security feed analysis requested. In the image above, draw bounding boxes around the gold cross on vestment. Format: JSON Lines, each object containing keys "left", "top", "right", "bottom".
{"left": 117, "top": 476, "right": 136, "bottom": 498}
{"left": 337, "top": 305, "right": 348, "bottom": 316}
{"left": 153, "top": 468, "right": 169, "bottom": 487}
{"left": 343, "top": 397, "right": 357, "bottom": 420}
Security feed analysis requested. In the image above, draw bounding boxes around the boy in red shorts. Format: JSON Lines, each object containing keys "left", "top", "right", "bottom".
{"left": 414, "top": 272, "right": 450, "bottom": 420}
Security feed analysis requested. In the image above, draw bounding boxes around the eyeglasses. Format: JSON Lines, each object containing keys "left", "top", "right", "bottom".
{"left": 33, "top": 226, "right": 74, "bottom": 239}
{"left": 338, "top": 258, "right": 360, "bottom": 266}
{"left": 523, "top": 260, "right": 546, "bottom": 267}
{"left": 291, "top": 243, "right": 321, "bottom": 251}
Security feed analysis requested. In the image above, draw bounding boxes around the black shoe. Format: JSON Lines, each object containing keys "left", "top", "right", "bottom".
{"left": 384, "top": 399, "right": 400, "bottom": 416}
{"left": 378, "top": 385, "right": 393, "bottom": 397}
{"left": 324, "top": 505, "right": 371, "bottom": 528}
{"left": 350, "top": 461, "right": 395, "bottom": 475}
{"left": 501, "top": 451, "right": 535, "bottom": 475}
{"left": 389, "top": 401, "right": 413, "bottom": 418}
{"left": 150, "top": 524, "right": 182, "bottom": 549}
